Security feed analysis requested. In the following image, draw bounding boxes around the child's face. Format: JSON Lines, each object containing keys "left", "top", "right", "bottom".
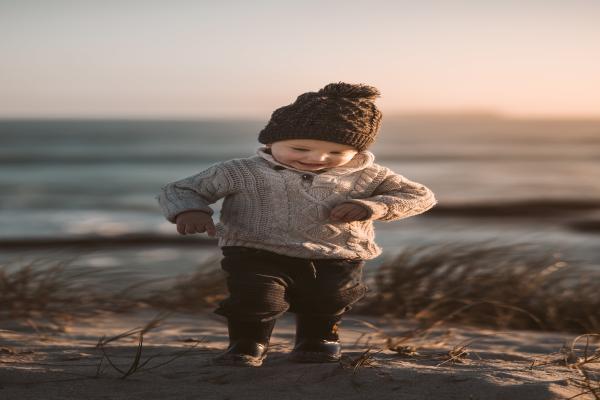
{"left": 266, "top": 139, "right": 359, "bottom": 171}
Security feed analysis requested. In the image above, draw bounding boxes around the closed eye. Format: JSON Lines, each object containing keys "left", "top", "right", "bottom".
{"left": 292, "top": 148, "right": 343, "bottom": 155}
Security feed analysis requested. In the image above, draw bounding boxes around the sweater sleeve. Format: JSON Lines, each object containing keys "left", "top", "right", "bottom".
{"left": 156, "top": 161, "right": 239, "bottom": 223}
{"left": 343, "top": 168, "right": 437, "bottom": 221}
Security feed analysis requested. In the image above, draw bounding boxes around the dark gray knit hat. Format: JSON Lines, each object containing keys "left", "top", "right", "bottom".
{"left": 258, "top": 82, "right": 382, "bottom": 151}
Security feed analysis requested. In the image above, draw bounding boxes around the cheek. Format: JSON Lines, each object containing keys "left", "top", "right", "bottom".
{"left": 278, "top": 150, "right": 300, "bottom": 161}
{"left": 284, "top": 151, "right": 299, "bottom": 159}
{"left": 336, "top": 155, "right": 354, "bottom": 164}
{"left": 273, "top": 148, "right": 288, "bottom": 156}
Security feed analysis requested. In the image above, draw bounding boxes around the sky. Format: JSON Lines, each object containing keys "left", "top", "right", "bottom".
{"left": 1, "top": 0, "right": 599, "bottom": 118}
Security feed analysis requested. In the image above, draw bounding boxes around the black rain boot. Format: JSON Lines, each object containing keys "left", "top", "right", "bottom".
{"left": 212, "top": 318, "right": 276, "bottom": 367}
{"left": 289, "top": 314, "right": 342, "bottom": 363}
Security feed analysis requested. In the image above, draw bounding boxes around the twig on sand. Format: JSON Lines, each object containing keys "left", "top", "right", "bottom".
{"left": 564, "top": 334, "right": 600, "bottom": 400}
{"left": 94, "top": 312, "right": 205, "bottom": 379}
{"left": 435, "top": 337, "right": 479, "bottom": 367}
{"left": 339, "top": 348, "right": 386, "bottom": 389}
{"left": 340, "top": 348, "right": 381, "bottom": 373}
{"left": 530, "top": 333, "right": 600, "bottom": 400}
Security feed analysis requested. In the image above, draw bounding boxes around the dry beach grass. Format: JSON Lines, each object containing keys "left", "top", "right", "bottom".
{"left": 1, "top": 241, "right": 599, "bottom": 399}
{"left": 2, "top": 241, "right": 596, "bottom": 333}
{"left": 356, "top": 242, "right": 600, "bottom": 333}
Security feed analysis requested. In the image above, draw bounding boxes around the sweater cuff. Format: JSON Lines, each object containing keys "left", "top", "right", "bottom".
{"left": 342, "top": 199, "right": 389, "bottom": 221}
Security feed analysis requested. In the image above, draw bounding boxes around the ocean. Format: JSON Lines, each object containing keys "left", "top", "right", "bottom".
{"left": 1, "top": 117, "right": 599, "bottom": 282}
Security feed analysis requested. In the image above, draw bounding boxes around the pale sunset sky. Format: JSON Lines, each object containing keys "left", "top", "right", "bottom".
{"left": 1, "top": 0, "right": 599, "bottom": 118}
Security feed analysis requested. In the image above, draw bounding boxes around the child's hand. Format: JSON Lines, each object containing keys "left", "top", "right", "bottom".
{"left": 329, "top": 203, "right": 370, "bottom": 222}
{"left": 175, "top": 211, "right": 216, "bottom": 237}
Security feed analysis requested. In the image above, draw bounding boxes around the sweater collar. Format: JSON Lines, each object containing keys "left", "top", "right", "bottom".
{"left": 256, "top": 146, "right": 375, "bottom": 176}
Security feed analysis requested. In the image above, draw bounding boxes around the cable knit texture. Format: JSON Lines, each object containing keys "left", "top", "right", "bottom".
{"left": 157, "top": 147, "right": 437, "bottom": 260}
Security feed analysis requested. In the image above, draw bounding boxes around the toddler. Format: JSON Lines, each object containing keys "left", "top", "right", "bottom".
{"left": 157, "top": 82, "right": 437, "bottom": 367}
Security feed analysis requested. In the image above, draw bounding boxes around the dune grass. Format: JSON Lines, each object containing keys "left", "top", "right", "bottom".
{"left": 355, "top": 241, "right": 599, "bottom": 333}
{"left": 0, "top": 258, "right": 102, "bottom": 329}
{"left": 0, "top": 241, "right": 598, "bottom": 334}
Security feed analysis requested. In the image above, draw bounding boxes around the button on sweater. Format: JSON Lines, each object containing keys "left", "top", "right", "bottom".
{"left": 157, "top": 147, "right": 437, "bottom": 260}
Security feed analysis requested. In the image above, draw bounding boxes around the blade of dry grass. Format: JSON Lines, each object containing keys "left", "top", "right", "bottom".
{"left": 94, "top": 312, "right": 206, "bottom": 380}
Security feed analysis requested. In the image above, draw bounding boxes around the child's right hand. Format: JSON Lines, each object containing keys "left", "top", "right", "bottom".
{"left": 175, "top": 211, "right": 216, "bottom": 237}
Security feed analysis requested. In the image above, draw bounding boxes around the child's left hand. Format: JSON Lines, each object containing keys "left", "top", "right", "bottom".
{"left": 329, "top": 202, "right": 370, "bottom": 222}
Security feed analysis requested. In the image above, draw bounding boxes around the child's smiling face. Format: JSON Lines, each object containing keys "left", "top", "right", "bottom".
{"left": 266, "top": 139, "right": 359, "bottom": 172}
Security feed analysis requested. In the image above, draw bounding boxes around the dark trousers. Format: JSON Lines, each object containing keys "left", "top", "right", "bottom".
{"left": 214, "top": 246, "right": 367, "bottom": 323}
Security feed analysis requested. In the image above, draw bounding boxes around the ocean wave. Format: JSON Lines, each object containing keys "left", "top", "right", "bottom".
{"left": 0, "top": 233, "right": 217, "bottom": 249}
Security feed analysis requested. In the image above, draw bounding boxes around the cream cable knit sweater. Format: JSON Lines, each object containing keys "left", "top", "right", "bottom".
{"left": 157, "top": 147, "right": 437, "bottom": 260}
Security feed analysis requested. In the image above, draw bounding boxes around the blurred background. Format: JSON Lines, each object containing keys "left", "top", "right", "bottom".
{"left": 1, "top": 0, "right": 599, "bottom": 285}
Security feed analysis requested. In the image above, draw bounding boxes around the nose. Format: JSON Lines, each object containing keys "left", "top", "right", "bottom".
{"left": 307, "top": 153, "right": 329, "bottom": 163}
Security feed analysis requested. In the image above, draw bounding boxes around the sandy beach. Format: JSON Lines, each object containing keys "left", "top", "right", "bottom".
{"left": 1, "top": 310, "right": 598, "bottom": 400}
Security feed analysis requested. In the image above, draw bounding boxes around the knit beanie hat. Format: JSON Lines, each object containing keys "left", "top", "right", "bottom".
{"left": 258, "top": 82, "right": 382, "bottom": 151}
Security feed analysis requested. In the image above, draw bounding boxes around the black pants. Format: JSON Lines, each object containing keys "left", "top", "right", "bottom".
{"left": 214, "top": 246, "right": 367, "bottom": 323}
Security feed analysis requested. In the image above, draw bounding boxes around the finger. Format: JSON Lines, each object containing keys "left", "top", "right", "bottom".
{"left": 355, "top": 211, "right": 369, "bottom": 220}
{"left": 205, "top": 222, "right": 216, "bottom": 237}
{"left": 329, "top": 210, "right": 342, "bottom": 220}
{"left": 331, "top": 205, "right": 354, "bottom": 221}
{"left": 335, "top": 204, "right": 353, "bottom": 213}
{"left": 340, "top": 204, "right": 359, "bottom": 216}
{"left": 177, "top": 223, "right": 186, "bottom": 235}
{"left": 184, "top": 224, "right": 197, "bottom": 234}
{"left": 348, "top": 207, "right": 366, "bottom": 221}
{"left": 346, "top": 209, "right": 365, "bottom": 220}
{"left": 333, "top": 210, "right": 350, "bottom": 220}
{"left": 195, "top": 224, "right": 206, "bottom": 233}
{"left": 333, "top": 204, "right": 352, "bottom": 213}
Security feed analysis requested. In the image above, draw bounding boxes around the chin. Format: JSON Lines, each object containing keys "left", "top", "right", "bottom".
{"left": 297, "top": 162, "right": 329, "bottom": 169}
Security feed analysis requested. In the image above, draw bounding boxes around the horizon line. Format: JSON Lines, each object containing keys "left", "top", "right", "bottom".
{"left": 1, "top": 108, "right": 600, "bottom": 121}
{"left": 2, "top": 111, "right": 600, "bottom": 122}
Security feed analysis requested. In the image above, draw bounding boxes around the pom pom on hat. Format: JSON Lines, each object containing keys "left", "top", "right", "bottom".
{"left": 317, "top": 82, "right": 381, "bottom": 100}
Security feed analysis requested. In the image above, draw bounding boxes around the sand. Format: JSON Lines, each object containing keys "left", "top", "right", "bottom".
{"left": 1, "top": 310, "right": 597, "bottom": 400}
